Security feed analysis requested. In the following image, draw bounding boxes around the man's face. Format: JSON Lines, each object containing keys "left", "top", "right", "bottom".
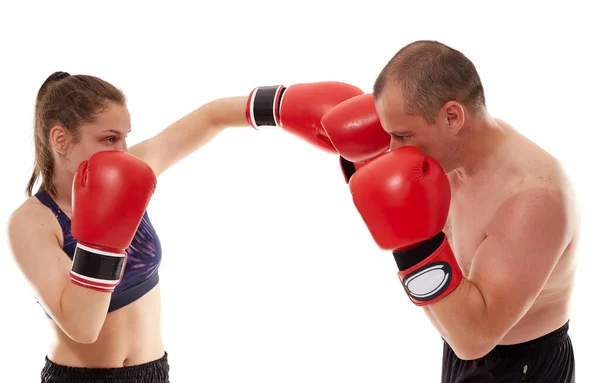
{"left": 374, "top": 85, "right": 456, "bottom": 171}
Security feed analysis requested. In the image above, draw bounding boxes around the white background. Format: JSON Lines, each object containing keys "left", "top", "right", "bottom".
{"left": 1, "top": 1, "right": 598, "bottom": 381}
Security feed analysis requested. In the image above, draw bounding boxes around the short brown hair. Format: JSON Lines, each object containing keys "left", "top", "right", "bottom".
{"left": 373, "top": 40, "right": 486, "bottom": 124}
{"left": 26, "top": 72, "right": 126, "bottom": 198}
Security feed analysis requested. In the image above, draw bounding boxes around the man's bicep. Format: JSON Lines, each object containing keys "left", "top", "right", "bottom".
{"left": 468, "top": 189, "right": 572, "bottom": 336}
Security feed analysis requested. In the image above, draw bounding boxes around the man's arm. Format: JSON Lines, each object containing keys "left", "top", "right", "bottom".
{"left": 129, "top": 96, "right": 248, "bottom": 177}
{"left": 423, "top": 187, "right": 573, "bottom": 359}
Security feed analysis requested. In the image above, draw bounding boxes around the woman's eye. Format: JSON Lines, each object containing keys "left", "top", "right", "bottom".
{"left": 104, "top": 136, "right": 116, "bottom": 143}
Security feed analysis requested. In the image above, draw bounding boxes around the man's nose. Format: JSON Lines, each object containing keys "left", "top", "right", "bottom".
{"left": 389, "top": 139, "right": 405, "bottom": 151}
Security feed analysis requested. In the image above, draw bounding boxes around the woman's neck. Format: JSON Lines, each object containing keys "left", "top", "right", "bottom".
{"left": 50, "top": 167, "right": 74, "bottom": 210}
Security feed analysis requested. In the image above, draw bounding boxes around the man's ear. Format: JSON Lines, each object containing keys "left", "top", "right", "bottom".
{"left": 440, "top": 101, "right": 465, "bottom": 135}
{"left": 49, "top": 125, "right": 70, "bottom": 155}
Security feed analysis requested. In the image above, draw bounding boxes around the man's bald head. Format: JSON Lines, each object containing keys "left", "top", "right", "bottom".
{"left": 373, "top": 40, "right": 486, "bottom": 125}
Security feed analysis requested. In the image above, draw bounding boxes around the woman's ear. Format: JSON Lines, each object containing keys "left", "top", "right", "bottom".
{"left": 49, "top": 125, "right": 70, "bottom": 155}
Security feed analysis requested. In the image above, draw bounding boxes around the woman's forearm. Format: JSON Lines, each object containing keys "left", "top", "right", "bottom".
{"left": 130, "top": 95, "right": 251, "bottom": 176}
{"left": 59, "top": 283, "right": 111, "bottom": 344}
{"left": 205, "top": 96, "right": 250, "bottom": 129}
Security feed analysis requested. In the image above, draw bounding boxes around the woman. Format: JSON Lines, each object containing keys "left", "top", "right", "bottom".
{"left": 7, "top": 71, "right": 249, "bottom": 382}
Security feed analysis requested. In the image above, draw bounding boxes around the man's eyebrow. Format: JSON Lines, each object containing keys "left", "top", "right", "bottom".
{"left": 388, "top": 129, "right": 412, "bottom": 135}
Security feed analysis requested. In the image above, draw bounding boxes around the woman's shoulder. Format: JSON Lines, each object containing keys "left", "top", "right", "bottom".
{"left": 7, "top": 195, "right": 62, "bottom": 248}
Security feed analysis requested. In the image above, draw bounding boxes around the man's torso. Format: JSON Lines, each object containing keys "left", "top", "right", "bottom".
{"left": 444, "top": 121, "right": 579, "bottom": 345}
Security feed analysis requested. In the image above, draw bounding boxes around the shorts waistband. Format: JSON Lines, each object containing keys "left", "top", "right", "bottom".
{"left": 41, "top": 352, "right": 169, "bottom": 380}
{"left": 485, "top": 320, "right": 570, "bottom": 358}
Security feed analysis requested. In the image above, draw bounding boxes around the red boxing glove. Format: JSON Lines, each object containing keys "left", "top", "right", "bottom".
{"left": 70, "top": 150, "right": 157, "bottom": 293}
{"left": 339, "top": 153, "right": 384, "bottom": 184}
{"left": 349, "top": 146, "right": 462, "bottom": 306}
{"left": 321, "top": 93, "right": 390, "bottom": 163}
{"left": 246, "top": 82, "right": 363, "bottom": 153}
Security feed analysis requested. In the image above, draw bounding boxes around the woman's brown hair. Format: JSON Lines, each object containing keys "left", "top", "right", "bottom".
{"left": 26, "top": 71, "right": 126, "bottom": 198}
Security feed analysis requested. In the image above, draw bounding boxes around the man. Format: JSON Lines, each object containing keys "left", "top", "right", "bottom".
{"left": 246, "top": 40, "right": 578, "bottom": 382}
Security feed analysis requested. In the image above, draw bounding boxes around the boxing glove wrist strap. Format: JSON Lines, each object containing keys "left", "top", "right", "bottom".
{"left": 340, "top": 153, "right": 388, "bottom": 184}
{"left": 340, "top": 156, "right": 358, "bottom": 183}
{"left": 246, "top": 85, "right": 287, "bottom": 129}
{"left": 393, "top": 233, "right": 463, "bottom": 306}
{"left": 70, "top": 243, "right": 126, "bottom": 293}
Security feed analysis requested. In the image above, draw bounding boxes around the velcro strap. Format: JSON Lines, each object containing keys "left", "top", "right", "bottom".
{"left": 70, "top": 243, "right": 126, "bottom": 292}
{"left": 394, "top": 233, "right": 463, "bottom": 306}
{"left": 247, "top": 85, "right": 286, "bottom": 128}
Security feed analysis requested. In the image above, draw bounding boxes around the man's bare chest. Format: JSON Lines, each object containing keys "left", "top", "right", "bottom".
{"left": 445, "top": 187, "right": 504, "bottom": 275}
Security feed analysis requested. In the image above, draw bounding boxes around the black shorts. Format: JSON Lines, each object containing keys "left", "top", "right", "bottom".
{"left": 442, "top": 321, "right": 574, "bottom": 382}
{"left": 40, "top": 352, "right": 170, "bottom": 383}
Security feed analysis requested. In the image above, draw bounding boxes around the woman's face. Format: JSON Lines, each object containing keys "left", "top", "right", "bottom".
{"left": 53, "top": 102, "right": 132, "bottom": 177}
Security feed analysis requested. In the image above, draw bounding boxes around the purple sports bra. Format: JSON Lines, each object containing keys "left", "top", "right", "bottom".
{"left": 35, "top": 189, "right": 162, "bottom": 315}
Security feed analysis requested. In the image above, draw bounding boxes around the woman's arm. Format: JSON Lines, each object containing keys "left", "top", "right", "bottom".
{"left": 7, "top": 202, "right": 110, "bottom": 344}
{"left": 129, "top": 96, "right": 249, "bottom": 177}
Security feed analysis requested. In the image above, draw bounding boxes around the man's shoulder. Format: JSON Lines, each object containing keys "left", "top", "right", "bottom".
{"left": 506, "top": 133, "right": 572, "bottom": 193}
{"left": 490, "top": 135, "right": 576, "bottom": 228}
{"left": 502, "top": 158, "right": 572, "bottom": 218}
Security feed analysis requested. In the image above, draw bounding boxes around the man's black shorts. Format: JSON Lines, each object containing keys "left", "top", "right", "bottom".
{"left": 442, "top": 321, "right": 574, "bottom": 382}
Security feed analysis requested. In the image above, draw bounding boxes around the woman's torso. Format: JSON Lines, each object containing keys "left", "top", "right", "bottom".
{"left": 48, "top": 285, "right": 164, "bottom": 367}
{"left": 33, "top": 190, "right": 165, "bottom": 368}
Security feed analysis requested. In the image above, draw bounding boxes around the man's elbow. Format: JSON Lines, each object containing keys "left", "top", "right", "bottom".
{"left": 446, "top": 331, "right": 498, "bottom": 361}
{"left": 451, "top": 341, "right": 495, "bottom": 361}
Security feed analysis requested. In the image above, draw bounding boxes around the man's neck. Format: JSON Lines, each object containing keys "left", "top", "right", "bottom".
{"left": 450, "top": 114, "right": 510, "bottom": 182}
